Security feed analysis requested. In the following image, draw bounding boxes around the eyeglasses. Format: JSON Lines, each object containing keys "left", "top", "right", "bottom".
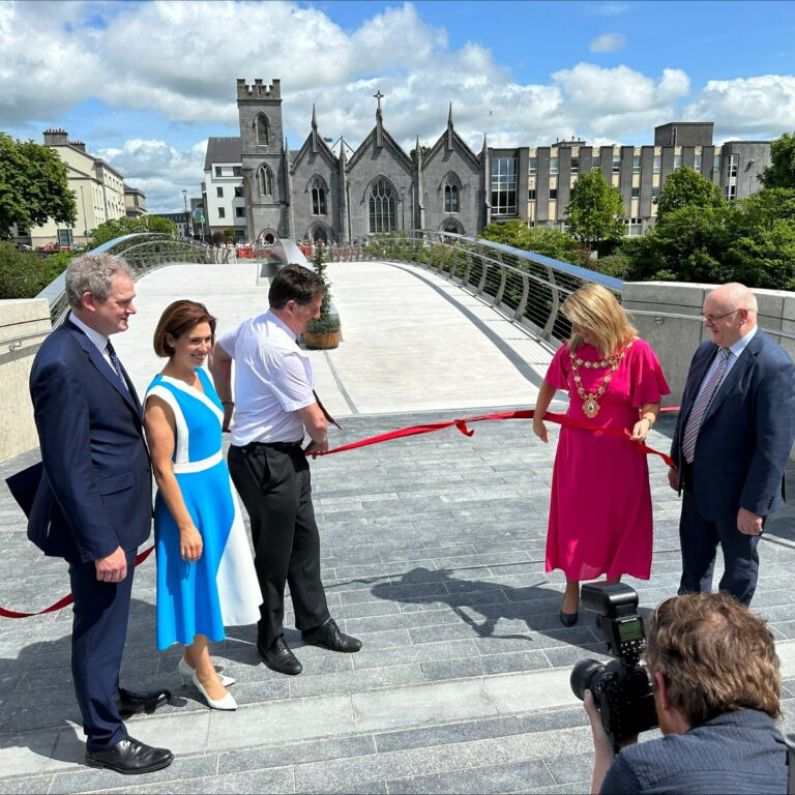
{"left": 702, "top": 308, "right": 741, "bottom": 324}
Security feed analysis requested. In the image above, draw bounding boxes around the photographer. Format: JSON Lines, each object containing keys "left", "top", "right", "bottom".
{"left": 585, "top": 592, "right": 787, "bottom": 794}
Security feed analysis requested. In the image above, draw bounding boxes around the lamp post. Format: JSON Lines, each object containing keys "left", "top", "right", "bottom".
{"left": 400, "top": 186, "right": 405, "bottom": 231}
{"left": 182, "top": 189, "right": 190, "bottom": 239}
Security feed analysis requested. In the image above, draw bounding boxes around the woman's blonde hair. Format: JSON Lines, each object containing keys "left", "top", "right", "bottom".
{"left": 561, "top": 283, "right": 636, "bottom": 357}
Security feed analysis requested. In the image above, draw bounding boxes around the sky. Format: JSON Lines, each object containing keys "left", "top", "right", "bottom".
{"left": 2, "top": 0, "right": 794, "bottom": 213}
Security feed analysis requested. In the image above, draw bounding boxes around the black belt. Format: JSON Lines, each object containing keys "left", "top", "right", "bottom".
{"left": 239, "top": 440, "right": 303, "bottom": 453}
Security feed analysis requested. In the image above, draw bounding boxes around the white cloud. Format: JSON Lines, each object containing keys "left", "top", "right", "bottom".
{"left": 1, "top": 1, "right": 790, "bottom": 212}
{"left": 589, "top": 33, "right": 626, "bottom": 53}
{"left": 683, "top": 75, "right": 795, "bottom": 139}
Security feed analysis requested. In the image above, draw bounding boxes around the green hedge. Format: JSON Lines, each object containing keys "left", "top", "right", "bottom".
{"left": 0, "top": 243, "right": 73, "bottom": 299}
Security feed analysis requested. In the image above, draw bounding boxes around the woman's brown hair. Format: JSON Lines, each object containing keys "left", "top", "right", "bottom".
{"left": 152, "top": 300, "right": 216, "bottom": 358}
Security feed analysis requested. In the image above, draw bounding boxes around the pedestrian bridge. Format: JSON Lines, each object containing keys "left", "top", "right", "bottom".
{"left": 0, "top": 246, "right": 794, "bottom": 793}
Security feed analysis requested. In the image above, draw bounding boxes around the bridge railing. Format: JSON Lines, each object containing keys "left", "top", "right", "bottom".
{"left": 353, "top": 230, "right": 622, "bottom": 345}
{"left": 38, "top": 233, "right": 208, "bottom": 326}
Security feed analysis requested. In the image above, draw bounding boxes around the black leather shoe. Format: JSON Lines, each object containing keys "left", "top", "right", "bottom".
{"left": 302, "top": 618, "right": 362, "bottom": 653}
{"left": 85, "top": 736, "right": 174, "bottom": 774}
{"left": 116, "top": 687, "right": 171, "bottom": 718}
{"left": 258, "top": 637, "right": 303, "bottom": 676}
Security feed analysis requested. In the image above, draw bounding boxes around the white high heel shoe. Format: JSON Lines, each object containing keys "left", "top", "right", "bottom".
{"left": 177, "top": 655, "right": 236, "bottom": 687}
{"left": 190, "top": 669, "right": 237, "bottom": 711}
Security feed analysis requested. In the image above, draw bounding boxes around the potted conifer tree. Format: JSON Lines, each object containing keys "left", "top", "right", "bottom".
{"left": 303, "top": 242, "right": 341, "bottom": 349}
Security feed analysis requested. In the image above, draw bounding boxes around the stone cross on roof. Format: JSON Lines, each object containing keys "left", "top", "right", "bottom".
{"left": 373, "top": 90, "right": 384, "bottom": 112}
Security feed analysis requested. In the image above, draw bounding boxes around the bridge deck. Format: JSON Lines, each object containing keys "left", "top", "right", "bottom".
{"left": 1, "top": 260, "right": 794, "bottom": 794}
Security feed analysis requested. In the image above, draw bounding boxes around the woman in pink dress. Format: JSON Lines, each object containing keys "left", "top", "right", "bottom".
{"left": 533, "top": 284, "right": 670, "bottom": 626}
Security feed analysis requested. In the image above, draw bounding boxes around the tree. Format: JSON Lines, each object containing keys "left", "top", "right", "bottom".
{"left": 564, "top": 170, "right": 625, "bottom": 252}
{"left": 0, "top": 133, "right": 76, "bottom": 239}
{"left": 90, "top": 215, "right": 177, "bottom": 246}
{"left": 759, "top": 132, "right": 795, "bottom": 189}
{"left": 656, "top": 166, "right": 723, "bottom": 222}
{"left": 479, "top": 220, "right": 580, "bottom": 262}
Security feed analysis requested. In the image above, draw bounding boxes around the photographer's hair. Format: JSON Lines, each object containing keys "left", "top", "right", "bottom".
{"left": 646, "top": 592, "right": 781, "bottom": 725}
{"left": 153, "top": 300, "right": 216, "bottom": 358}
{"left": 268, "top": 263, "right": 326, "bottom": 310}
{"left": 65, "top": 253, "right": 135, "bottom": 309}
{"left": 561, "top": 283, "right": 636, "bottom": 358}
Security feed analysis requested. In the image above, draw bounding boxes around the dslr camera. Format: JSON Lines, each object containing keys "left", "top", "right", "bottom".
{"left": 570, "top": 583, "right": 658, "bottom": 750}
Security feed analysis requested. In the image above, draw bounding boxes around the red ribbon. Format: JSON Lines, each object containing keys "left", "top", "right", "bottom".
{"left": 0, "top": 545, "right": 155, "bottom": 619}
{"left": 319, "top": 408, "right": 678, "bottom": 469}
{"left": 2, "top": 406, "right": 679, "bottom": 619}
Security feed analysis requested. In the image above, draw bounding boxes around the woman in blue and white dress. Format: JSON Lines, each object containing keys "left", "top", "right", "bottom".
{"left": 144, "top": 300, "right": 261, "bottom": 711}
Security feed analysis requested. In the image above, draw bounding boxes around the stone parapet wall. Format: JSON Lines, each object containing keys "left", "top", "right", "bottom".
{"left": 0, "top": 300, "right": 50, "bottom": 461}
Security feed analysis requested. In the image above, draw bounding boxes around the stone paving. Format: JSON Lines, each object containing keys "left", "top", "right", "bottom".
{"left": 1, "top": 260, "right": 794, "bottom": 794}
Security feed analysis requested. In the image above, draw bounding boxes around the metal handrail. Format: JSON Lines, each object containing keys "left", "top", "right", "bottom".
{"left": 629, "top": 308, "right": 795, "bottom": 343}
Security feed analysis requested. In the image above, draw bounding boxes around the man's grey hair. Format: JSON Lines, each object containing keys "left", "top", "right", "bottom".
{"left": 65, "top": 254, "right": 135, "bottom": 309}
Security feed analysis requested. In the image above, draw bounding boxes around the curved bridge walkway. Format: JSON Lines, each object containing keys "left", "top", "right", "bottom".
{"left": 1, "top": 260, "right": 794, "bottom": 794}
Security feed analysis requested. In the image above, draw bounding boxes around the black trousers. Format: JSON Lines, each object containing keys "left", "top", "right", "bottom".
{"left": 69, "top": 549, "right": 136, "bottom": 751}
{"left": 228, "top": 442, "right": 330, "bottom": 648}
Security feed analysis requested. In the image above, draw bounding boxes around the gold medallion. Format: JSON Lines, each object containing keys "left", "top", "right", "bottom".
{"left": 583, "top": 394, "right": 600, "bottom": 418}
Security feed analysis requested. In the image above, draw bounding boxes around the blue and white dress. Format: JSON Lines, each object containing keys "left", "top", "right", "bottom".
{"left": 146, "top": 367, "right": 261, "bottom": 651}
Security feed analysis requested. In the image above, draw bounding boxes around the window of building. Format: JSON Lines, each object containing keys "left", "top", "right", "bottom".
{"left": 527, "top": 156, "right": 537, "bottom": 176}
{"left": 444, "top": 183, "right": 459, "bottom": 212}
{"left": 234, "top": 186, "right": 244, "bottom": 198}
{"left": 633, "top": 155, "right": 641, "bottom": 173}
{"left": 549, "top": 188, "right": 557, "bottom": 200}
{"left": 233, "top": 167, "right": 242, "bottom": 177}
{"left": 612, "top": 153, "right": 621, "bottom": 172}
{"left": 693, "top": 154, "right": 703, "bottom": 172}
{"left": 216, "top": 187, "right": 223, "bottom": 198}
{"left": 728, "top": 153, "right": 739, "bottom": 178}
{"left": 673, "top": 153, "right": 683, "bottom": 169}
{"left": 369, "top": 177, "right": 397, "bottom": 233}
{"left": 626, "top": 217, "right": 643, "bottom": 237}
{"left": 490, "top": 157, "right": 517, "bottom": 215}
{"left": 256, "top": 114, "right": 270, "bottom": 146}
{"left": 571, "top": 156, "right": 579, "bottom": 173}
{"left": 218, "top": 207, "right": 226, "bottom": 219}
{"left": 235, "top": 207, "right": 245, "bottom": 218}
{"left": 528, "top": 188, "right": 536, "bottom": 201}
{"left": 726, "top": 183, "right": 737, "bottom": 200}
{"left": 713, "top": 154, "right": 722, "bottom": 178}
{"left": 311, "top": 177, "right": 327, "bottom": 215}
{"left": 550, "top": 157, "right": 559, "bottom": 175}
{"left": 652, "top": 185, "right": 660, "bottom": 201}
{"left": 631, "top": 186, "right": 640, "bottom": 198}
{"left": 258, "top": 164, "right": 273, "bottom": 197}
{"left": 215, "top": 166, "right": 222, "bottom": 177}
{"left": 592, "top": 156, "right": 601, "bottom": 171}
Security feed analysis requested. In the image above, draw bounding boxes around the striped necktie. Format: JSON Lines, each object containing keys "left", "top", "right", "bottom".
{"left": 105, "top": 339, "right": 127, "bottom": 387}
{"left": 681, "top": 347, "right": 731, "bottom": 463}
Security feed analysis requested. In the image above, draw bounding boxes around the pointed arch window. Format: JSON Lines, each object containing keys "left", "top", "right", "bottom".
{"left": 258, "top": 164, "right": 273, "bottom": 197}
{"left": 256, "top": 114, "right": 270, "bottom": 146}
{"left": 311, "top": 176, "right": 327, "bottom": 215}
{"left": 444, "top": 184, "right": 459, "bottom": 212}
{"left": 369, "top": 177, "right": 397, "bottom": 233}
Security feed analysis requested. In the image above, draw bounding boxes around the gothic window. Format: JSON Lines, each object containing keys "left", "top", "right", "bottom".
{"left": 311, "top": 177, "right": 327, "bottom": 215}
{"left": 258, "top": 165, "right": 273, "bottom": 197}
{"left": 368, "top": 177, "right": 397, "bottom": 233}
{"left": 444, "top": 180, "right": 459, "bottom": 213}
{"left": 256, "top": 114, "right": 270, "bottom": 146}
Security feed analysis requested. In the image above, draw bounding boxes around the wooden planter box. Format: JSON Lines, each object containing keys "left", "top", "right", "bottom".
{"left": 303, "top": 327, "right": 341, "bottom": 349}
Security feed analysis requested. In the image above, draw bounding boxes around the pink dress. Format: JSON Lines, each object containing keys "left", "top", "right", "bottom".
{"left": 544, "top": 337, "right": 670, "bottom": 581}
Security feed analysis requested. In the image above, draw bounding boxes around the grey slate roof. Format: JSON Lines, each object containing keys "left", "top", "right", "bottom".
{"left": 204, "top": 136, "right": 243, "bottom": 170}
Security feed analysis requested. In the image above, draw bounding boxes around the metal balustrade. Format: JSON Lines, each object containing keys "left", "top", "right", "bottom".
{"left": 37, "top": 233, "right": 207, "bottom": 326}
{"left": 356, "top": 230, "right": 623, "bottom": 345}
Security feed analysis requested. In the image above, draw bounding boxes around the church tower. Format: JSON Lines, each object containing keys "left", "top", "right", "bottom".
{"left": 236, "top": 78, "right": 290, "bottom": 241}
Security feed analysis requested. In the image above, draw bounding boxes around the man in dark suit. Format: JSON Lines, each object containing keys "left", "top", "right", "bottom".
{"left": 669, "top": 282, "right": 795, "bottom": 606}
{"left": 28, "top": 254, "right": 173, "bottom": 774}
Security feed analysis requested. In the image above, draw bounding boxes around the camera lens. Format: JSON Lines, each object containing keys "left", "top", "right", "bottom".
{"left": 570, "top": 658, "right": 604, "bottom": 701}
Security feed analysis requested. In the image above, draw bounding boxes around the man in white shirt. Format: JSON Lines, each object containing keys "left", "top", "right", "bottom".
{"left": 669, "top": 282, "right": 795, "bottom": 605}
{"left": 210, "top": 264, "right": 361, "bottom": 675}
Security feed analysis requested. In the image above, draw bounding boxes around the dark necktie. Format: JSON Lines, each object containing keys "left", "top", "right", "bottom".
{"left": 682, "top": 347, "right": 731, "bottom": 463}
{"left": 105, "top": 339, "right": 127, "bottom": 388}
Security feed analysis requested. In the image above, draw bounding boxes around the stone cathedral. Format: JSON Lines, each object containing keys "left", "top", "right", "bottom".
{"left": 236, "top": 78, "right": 486, "bottom": 243}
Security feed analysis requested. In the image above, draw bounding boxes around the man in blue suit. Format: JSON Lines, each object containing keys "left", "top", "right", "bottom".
{"left": 28, "top": 254, "right": 173, "bottom": 773}
{"left": 669, "top": 282, "right": 795, "bottom": 606}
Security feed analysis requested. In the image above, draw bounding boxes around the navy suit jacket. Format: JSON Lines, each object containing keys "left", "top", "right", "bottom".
{"left": 27, "top": 319, "right": 152, "bottom": 563}
{"left": 671, "top": 330, "right": 795, "bottom": 521}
